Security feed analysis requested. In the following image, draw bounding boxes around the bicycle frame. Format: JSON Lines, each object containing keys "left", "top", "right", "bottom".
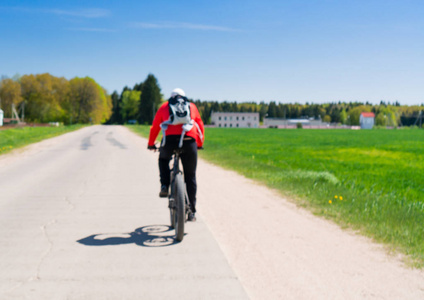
{"left": 172, "top": 150, "right": 182, "bottom": 181}
{"left": 169, "top": 150, "right": 182, "bottom": 207}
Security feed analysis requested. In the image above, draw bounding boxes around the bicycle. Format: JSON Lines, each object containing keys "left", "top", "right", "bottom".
{"left": 168, "top": 148, "right": 191, "bottom": 242}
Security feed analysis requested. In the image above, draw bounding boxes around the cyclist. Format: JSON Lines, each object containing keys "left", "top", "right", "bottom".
{"left": 147, "top": 88, "right": 204, "bottom": 221}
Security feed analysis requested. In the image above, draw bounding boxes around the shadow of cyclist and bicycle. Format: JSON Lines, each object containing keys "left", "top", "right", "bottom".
{"left": 77, "top": 225, "right": 183, "bottom": 248}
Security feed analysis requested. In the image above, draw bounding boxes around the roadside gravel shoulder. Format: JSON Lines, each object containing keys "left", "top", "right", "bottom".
{"left": 196, "top": 159, "right": 424, "bottom": 299}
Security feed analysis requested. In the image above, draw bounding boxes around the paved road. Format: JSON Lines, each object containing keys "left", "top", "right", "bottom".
{"left": 0, "top": 125, "right": 247, "bottom": 299}
{"left": 2, "top": 125, "right": 424, "bottom": 300}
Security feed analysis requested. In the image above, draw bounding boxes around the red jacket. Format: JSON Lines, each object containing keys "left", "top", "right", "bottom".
{"left": 148, "top": 102, "right": 205, "bottom": 147}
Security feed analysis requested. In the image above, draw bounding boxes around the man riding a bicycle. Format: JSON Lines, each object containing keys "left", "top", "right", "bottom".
{"left": 147, "top": 88, "right": 204, "bottom": 221}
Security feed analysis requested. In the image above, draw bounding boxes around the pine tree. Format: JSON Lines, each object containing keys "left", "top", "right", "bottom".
{"left": 267, "top": 101, "right": 277, "bottom": 118}
{"left": 138, "top": 74, "right": 162, "bottom": 124}
{"left": 106, "top": 91, "right": 121, "bottom": 124}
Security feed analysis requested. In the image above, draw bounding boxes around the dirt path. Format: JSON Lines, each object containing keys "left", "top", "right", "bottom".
{"left": 196, "top": 157, "right": 424, "bottom": 299}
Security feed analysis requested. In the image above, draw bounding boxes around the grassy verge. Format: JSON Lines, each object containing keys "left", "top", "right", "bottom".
{"left": 127, "top": 125, "right": 160, "bottom": 143}
{"left": 0, "top": 125, "right": 85, "bottom": 155}
{"left": 129, "top": 125, "right": 424, "bottom": 267}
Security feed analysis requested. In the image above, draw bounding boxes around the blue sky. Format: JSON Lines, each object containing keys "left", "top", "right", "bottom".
{"left": 1, "top": 0, "right": 423, "bottom": 105}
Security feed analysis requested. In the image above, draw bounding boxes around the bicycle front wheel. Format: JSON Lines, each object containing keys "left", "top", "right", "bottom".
{"left": 174, "top": 173, "right": 186, "bottom": 242}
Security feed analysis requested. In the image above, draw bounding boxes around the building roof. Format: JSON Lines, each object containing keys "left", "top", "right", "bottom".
{"left": 211, "top": 112, "right": 258, "bottom": 115}
{"left": 361, "top": 112, "right": 375, "bottom": 118}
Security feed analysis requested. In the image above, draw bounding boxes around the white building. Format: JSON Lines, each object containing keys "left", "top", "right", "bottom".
{"left": 360, "top": 112, "right": 375, "bottom": 129}
{"left": 211, "top": 112, "right": 259, "bottom": 128}
{"left": 264, "top": 118, "right": 325, "bottom": 128}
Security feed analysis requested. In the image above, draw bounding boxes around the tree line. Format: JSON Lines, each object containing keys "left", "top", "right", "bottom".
{"left": 106, "top": 75, "right": 423, "bottom": 127}
{"left": 106, "top": 74, "right": 162, "bottom": 125}
{"left": 192, "top": 100, "right": 424, "bottom": 127}
{"left": 2, "top": 72, "right": 422, "bottom": 127}
{"left": 0, "top": 73, "right": 112, "bottom": 124}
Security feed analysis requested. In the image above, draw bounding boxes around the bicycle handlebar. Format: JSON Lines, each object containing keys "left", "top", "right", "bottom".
{"left": 149, "top": 143, "right": 204, "bottom": 152}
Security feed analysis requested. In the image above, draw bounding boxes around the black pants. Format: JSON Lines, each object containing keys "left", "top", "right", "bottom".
{"left": 159, "top": 136, "right": 198, "bottom": 213}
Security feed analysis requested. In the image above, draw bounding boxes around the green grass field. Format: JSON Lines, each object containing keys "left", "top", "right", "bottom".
{"left": 0, "top": 125, "right": 84, "bottom": 155}
{"left": 129, "top": 125, "right": 424, "bottom": 266}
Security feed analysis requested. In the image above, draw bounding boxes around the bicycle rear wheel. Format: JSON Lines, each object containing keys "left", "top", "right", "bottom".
{"left": 169, "top": 171, "right": 176, "bottom": 229}
{"left": 169, "top": 199, "right": 176, "bottom": 229}
{"left": 174, "top": 173, "right": 186, "bottom": 241}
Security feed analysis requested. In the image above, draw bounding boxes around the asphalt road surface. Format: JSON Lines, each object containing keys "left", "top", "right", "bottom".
{"left": 1, "top": 125, "right": 423, "bottom": 299}
{"left": 0, "top": 125, "right": 247, "bottom": 299}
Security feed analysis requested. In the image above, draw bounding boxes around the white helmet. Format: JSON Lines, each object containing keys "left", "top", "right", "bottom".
{"left": 171, "top": 88, "right": 185, "bottom": 97}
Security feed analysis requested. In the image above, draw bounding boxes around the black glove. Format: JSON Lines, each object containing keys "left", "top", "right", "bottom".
{"left": 148, "top": 144, "right": 157, "bottom": 151}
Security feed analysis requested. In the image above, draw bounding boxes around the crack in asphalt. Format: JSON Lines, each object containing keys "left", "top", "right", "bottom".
{"left": 35, "top": 219, "right": 57, "bottom": 281}
{"left": 4, "top": 218, "right": 57, "bottom": 294}
{"left": 4, "top": 196, "right": 76, "bottom": 295}
{"left": 65, "top": 196, "right": 76, "bottom": 211}
{"left": 34, "top": 196, "right": 76, "bottom": 281}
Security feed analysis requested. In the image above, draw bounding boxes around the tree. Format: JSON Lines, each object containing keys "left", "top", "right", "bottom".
{"left": 68, "top": 77, "right": 97, "bottom": 123}
{"left": 2, "top": 73, "right": 113, "bottom": 124}
{"left": 348, "top": 105, "right": 371, "bottom": 125}
{"left": 375, "top": 106, "right": 398, "bottom": 127}
{"left": 68, "top": 77, "right": 112, "bottom": 124}
{"left": 99, "top": 88, "right": 113, "bottom": 124}
{"left": 259, "top": 103, "right": 268, "bottom": 121}
{"left": 267, "top": 101, "right": 277, "bottom": 118}
{"left": 0, "top": 78, "right": 23, "bottom": 118}
{"left": 138, "top": 74, "right": 162, "bottom": 124}
{"left": 197, "top": 101, "right": 212, "bottom": 124}
{"left": 375, "top": 112, "right": 386, "bottom": 126}
{"left": 330, "top": 107, "right": 341, "bottom": 123}
{"left": 323, "top": 115, "right": 331, "bottom": 123}
{"left": 20, "top": 74, "right": 66, "bottom": 123}
{"left": 340, "top": 109, "right": 347, "bottom": 124}
{"left": 107, "top": 91, "right": 122, "bottom": 124}
{"left": 120, "top": 90, "right": 141, "bottom": 123}
{"left": 316, "top": 106, "right": 326, "bottom": 120}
